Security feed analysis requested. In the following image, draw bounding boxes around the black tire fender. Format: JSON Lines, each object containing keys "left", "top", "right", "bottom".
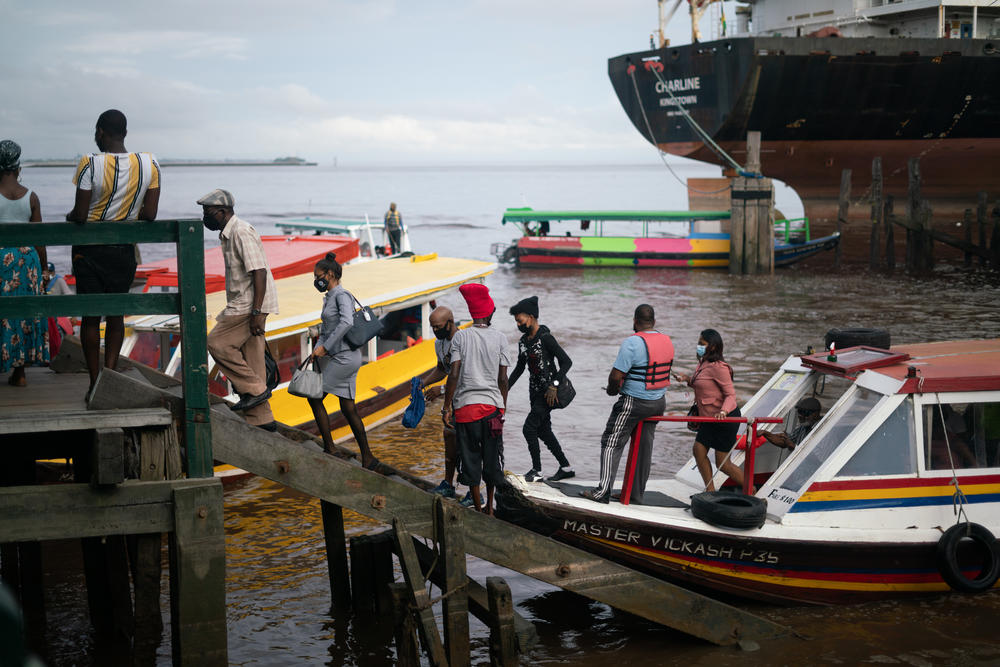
{"left": 824, "top": 327, "right": 891, "bottom": 350}
{"left": 690, "top": 491, "right": 767, "bottom": 529}
{"left": 501, "top": 245, "right": 518, "bottom": 264}
{"left": 935, "top": 522, "right": 1000, "bottom": 593}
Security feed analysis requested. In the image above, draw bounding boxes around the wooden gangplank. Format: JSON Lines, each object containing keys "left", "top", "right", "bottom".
{"left": 93, "top": 369, "right": 787, "bottom": 647}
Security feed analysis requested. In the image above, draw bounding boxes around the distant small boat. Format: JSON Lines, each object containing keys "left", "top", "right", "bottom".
{"left": 135, "top": 235, "right": 360, "bottom": 293}
{"left": 491, "top": 208, "right": 839, "bottom": 268}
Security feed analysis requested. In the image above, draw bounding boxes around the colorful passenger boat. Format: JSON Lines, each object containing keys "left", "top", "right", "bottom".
{"left": 502, "top": 338, "right": 1000, "bottom": 604}
{"left": 492, "top": 208, "right": 839, "bottom": 268}
{"left": 124, "top": 253, "right": 495, "bottom": 442}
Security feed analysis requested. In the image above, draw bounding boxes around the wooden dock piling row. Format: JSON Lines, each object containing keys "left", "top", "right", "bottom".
{"left": 729, "top": 131, "right": 775, "bottom": 276}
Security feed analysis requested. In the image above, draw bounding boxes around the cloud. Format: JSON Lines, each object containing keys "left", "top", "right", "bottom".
{"left": 65, "top": 30, "right": 249, "bottom": 60}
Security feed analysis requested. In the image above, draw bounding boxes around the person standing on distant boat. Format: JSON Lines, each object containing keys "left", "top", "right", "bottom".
{"left": 66, "top": 109, "right": 160, "bottom": 399}
{"left": 199, "top": 188, "right": 279, "bottom": 430}
{"left": 384, "top": 202, "right": 403, "bottom": 254}
{"left": 442, "top": 284, "right": 512, "bottom": 515}
{"left": 507, "top": 296, "right": 575, "bottom": 483}
{"left": 424, "top": 306, "right": 468, "bottom": 503}
{"left": 581, "top": 304, "right": 672, "bottom": 504}
{"left": 0, "top": 139, "right": 48, "bottom": 387}
{"left": 308, "top": 252, "right": 381, "bottom": 470}
{"left": 672, "top": 329, "right": 743, "bottom": 492}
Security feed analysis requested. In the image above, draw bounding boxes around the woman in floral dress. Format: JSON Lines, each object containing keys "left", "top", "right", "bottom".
{"left": 0, "top": 139, "right": 48, "bottom": 386}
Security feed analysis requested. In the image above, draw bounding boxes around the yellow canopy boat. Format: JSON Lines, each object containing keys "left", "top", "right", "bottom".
{"left": 123, "top": 253, "right": 495, "bottom": 442}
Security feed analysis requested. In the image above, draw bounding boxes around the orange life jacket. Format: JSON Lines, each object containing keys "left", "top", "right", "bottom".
{"left": 626, "top": 331, "right": 674, "bottom": 390}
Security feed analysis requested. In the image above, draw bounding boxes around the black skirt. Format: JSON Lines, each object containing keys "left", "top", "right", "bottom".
{"left": 696, "top": 406, "right": 741, "bottom": 452}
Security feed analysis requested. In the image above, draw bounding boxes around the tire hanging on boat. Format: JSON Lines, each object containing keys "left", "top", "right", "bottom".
{"left": 935, "top": 522, "right": 1000, "bottom": 593}
{"left": 690, "top": 491, "right": 767, "bottom": 529}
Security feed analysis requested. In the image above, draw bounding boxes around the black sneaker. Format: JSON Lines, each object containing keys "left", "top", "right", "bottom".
{"left": 231, "top": 388, "right": 273, "bottom": 411}
{"left": 579, "top": 488, "right": 610, "bottom": 504}
{"left": 524, "top": 469, "right": 543, "bottom": 483}
{"left": 547, "top": 467, "right": 575, "bottom": 482}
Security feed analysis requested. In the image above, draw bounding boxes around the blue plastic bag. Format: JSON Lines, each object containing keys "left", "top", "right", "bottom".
{"left": 401, "top": 376, "right": 425, "bottom": 428}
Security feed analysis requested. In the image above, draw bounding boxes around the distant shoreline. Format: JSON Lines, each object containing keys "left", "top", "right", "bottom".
{"left": 24, "top": 159, "right": 318, "bottom": 168}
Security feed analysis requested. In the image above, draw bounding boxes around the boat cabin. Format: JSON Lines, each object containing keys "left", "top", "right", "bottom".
{"left": 276, "top": 216, "right": 412, "bottom": 259}
{"left": 664, "top": 339, "right": 1000, "bottom": 529}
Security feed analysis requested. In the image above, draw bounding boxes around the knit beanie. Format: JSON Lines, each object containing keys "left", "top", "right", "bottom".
{"left": 459, "top": 283, "right": 495, "bottom": 319}
{"left": 508, "top": 295, "right": 539, "bottom": 319}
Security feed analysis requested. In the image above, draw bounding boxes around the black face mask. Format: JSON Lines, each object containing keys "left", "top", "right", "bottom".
{"left": 314, "top": 277, "right": 329, "bottom": 292}
{"left": 203, "top": 212, "right": 222, "bottom": 231}
{"left": 433, "top": 326, "right": 451, "bottom": 340}
{"left": 517, "top": 323, "right": 532, "bottom": 334}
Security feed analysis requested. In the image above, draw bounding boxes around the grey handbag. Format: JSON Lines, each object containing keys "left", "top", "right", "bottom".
{"left": 344, "top": 293, "right": 384, "bottom": 350}
{"left": 288, "top": 356, "right": 324, "bottom": 399}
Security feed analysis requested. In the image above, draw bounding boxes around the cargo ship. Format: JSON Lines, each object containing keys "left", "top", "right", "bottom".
{"left": 608, "top": 1, "right": 1000, "bottom": 231}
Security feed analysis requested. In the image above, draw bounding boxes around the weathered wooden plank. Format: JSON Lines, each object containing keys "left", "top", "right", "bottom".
{"left": 436, "top": 497, "right": 470, "bottom": 667}
{"left": 486, "top": 577, "right": 518, "bottom": 667}
{"left": 0, "top": 479, "right": 217, "bottom": 542}
{"left": 393, "top": 518, "right": 448, "bottom": 666}
{"left": 0, "top": 220, "right": 183, "bottom": 246}
{"left": 169, "top": 479, "right": 227, "bottom": 666}
{"left": 92, "top": 427, "right": 125, "bottom": 486}
{"left": 889, "top": 213, "right": 991, "bottom": 259}
{"left": 0, "top": 407, "right": 173, "bottom": 435}
{"left": 389, "top": 582, "right": 421, "bottom": 667}
{"left": 729, "top": 176, "right": 745, "bottom": 275}
{"left": 320, "top": 501, "right": 352, "bottom": 610}
{"left": 744, "top": 178, "right": 760, "bottom": 275}
{"left": 756, "top": 178, "right": 774, "bottom": 275}
{"left": 104, "top": 369, "right": 788, "bottom": 645}
{"left": 409, "top": 537, "right": 538, "bottom": 653}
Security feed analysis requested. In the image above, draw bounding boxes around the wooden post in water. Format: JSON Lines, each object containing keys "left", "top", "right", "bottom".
{"left": 964, "top": 208, "right": 974, "bottom": 267}
{"left": 992, "top": 201, "right": 1000, "bottom": 269}
{"left": 729, "top": 131, "right": 773, "bottom": 275}
{"left": 370, "top": 530, "right": 395, "bottom": 615}
{"left": 435, "top": 497, "right": 470, "bottom": 667}
{"left": 320, "top": 501, "right": 351, "bottom": 610}
{"left": 906, "top": 158, "right": 923, "bottom": 273}
{"left": 392, "top": 518, "right": 447, "bottom": 665}
{"left": 978, "top": 192, "right": 988, "bottom": 267}
{"left": 836, "top": 168, "right": 851, "bottom": 269}
{"left": 389, "top": 583, "right": 420, "bottom": 667}
{"left": 349, "top": 535, "right": 376, "bottom": 616}
{"left": 885, "top": 196, "right": 896, "bottom": 272}
{"left": 486, "top": 577, "right": 518, "bottom": 667}
{"left": 870, "top": 158, "right": 883, "bottom": 269}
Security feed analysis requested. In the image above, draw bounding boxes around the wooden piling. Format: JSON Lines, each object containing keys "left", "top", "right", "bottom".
{"left": 885, "top": 196, "right": 896, "bottom": 272}
{"left": 870, "top": 158, "right": 883, "bottom": 270}
{"left": 992, "top": 201, "right": 1000, "bottom": 269}
{"left": 486, "top": 577, "right": 518, "bottom": 667}
{"left": 978, "top": 192, "right": 988, "bottom": 266}
{"left": 836, "top": 168, "right": 851, "bottom": 269}
{"left": 729, "top": 131, "right": 774, "bottom": 275}
{"left": 964, "top": 208, "right": 974, "bottom": 267}
{"left": 435, "top": 497, "right": 470, "bottom": 667}
{"left": 393, "top": 518, "right": 448, "bottom": 666}
{"left": 389, "top": 582, "right": 421, "bottom": 667}
{"left": 370, "top": 530, "right": 396, "bottom": 615}
{"left": 349, "top": 535, "right": 376, "bottom": 616}
{"left": 320, "top": 501, "right": 352, "bottom": 610}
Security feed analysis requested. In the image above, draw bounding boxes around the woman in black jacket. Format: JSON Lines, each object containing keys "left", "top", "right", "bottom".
{"left": 508, "top": 296, "right": 574, "bottom": 482}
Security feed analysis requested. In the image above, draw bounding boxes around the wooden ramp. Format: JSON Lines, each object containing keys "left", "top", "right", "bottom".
{"left": 92, "top": 369, "right": 788, "bottom": 647}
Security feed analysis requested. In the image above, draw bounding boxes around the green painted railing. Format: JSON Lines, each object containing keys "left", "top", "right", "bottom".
{"left": 0, "top": 220, "right": 211, "bottom": 477}
{"left": 773, "top": 217, "right": 811, "bottom": 243}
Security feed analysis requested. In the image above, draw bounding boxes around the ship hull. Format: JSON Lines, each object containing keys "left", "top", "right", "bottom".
{"left": 609, "top": 37, "right": 1000, "bottom": 232}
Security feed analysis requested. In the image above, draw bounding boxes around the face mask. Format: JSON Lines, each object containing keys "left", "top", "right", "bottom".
{"left": 433, "top": 326, "right": 450, "bottom": 340}
{"left": 314, "top": 277, "right": 329, "bottom": 292}
{"left": 517, "top": 323, "right": 531, "bottom": 334}
{"left": 203, "top": 213, "right": 221, "bottom": 231}
{"left": 696, "top": 344, "right": 707, "bottom": 358}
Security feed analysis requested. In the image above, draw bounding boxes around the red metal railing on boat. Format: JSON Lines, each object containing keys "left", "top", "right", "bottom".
{"left": 620, "top": 415, "right": 785, "bottom": 504}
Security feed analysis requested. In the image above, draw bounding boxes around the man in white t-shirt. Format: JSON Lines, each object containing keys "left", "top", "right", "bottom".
{"left": 422, "top": 306, "right": 462, "bottom": 500}
{"left": 442, "top": 284, "right": 512, "bottom": 515}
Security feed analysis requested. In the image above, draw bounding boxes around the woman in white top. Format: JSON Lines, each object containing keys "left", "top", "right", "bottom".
{"left": 0, "top": 139, "right": 48, "bottom": 387}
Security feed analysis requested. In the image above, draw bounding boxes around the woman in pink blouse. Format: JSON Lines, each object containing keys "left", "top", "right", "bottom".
{"left": 673, "top": 329, "right": 746, "bottom": 492}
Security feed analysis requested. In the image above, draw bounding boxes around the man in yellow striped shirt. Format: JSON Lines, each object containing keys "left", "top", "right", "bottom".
{"left": 67, "top": 109, "right": 161, "bottom": 399}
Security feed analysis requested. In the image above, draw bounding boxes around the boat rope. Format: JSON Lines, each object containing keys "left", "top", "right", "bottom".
{"left": 851, "top": 94, "right": 974, "bottom": 208}
{"left": 936, "top": 399, "right": 970, "bottom": 526}
{"left": 627, "top": 65, "right": 733, "bottom": 195}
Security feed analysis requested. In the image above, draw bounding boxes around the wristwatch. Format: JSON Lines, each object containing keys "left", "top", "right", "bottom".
{"left": 250, "top": 308, "right": 262, "bottom": 316}
{"left": 552, "top": 380, "right": 560, "bottom": 387}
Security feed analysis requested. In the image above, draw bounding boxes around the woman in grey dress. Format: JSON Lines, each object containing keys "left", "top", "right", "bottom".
{"left": 308, "top": 253, "right": 380, "bottom": 469}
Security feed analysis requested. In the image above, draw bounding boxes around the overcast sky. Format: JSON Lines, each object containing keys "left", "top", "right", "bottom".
{"left": 4, "top": 0, "right": 731, "bottom": 164}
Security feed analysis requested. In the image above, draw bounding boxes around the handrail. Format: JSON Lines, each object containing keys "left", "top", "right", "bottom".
{"left": 773, "top": 217, "right": 810, "bottom": 243}
{"left": 620, "top": 415, "right": 784, "bottom": 504}
{"left": 0, "top": 220, "right": 211, "bottom": 477}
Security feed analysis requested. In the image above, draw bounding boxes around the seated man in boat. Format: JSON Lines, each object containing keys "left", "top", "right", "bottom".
{"left": 760, "top": 396, "right": 823, "bottom": 451}
{"left": 581, "top": 304, "right": 672, "bottom": 504}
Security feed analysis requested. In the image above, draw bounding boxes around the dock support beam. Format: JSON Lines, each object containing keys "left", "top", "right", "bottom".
{"left": 729, "top": 132, "right": 774, "bottom": 275}
{"left": 321, "top": 501, "right": 352, "bottom": 610}
{"left": 870, "top": 158, "right": 882, "bottom": 270}
{"left": 436, "top": 497, "right": 470, "bottom": 667}
{"left": 486, "top": 578, "right": 518, "bottom": 667}
{"left": 836, "top": 168, "right": 851, "bottom": 269}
